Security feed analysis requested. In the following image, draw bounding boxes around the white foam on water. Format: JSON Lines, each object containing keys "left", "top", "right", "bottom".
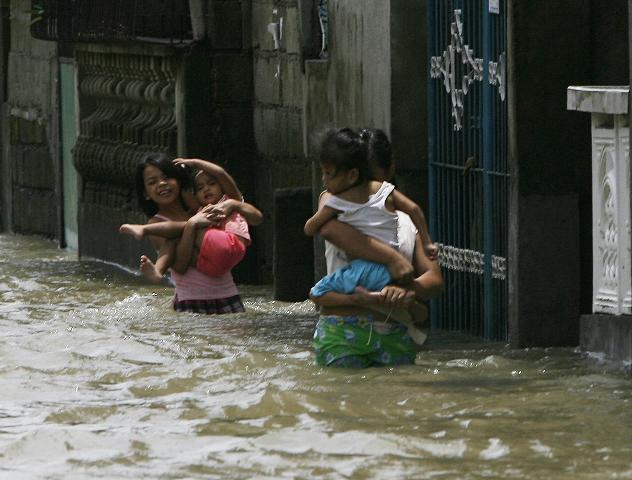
{"left": 529, "top": 439, "right": 554, "bottom": 458}
{"left": 479, "top": 438, "right": 510, "bottom": 460}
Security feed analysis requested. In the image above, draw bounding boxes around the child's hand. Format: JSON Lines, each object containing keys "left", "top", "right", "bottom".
{"left": 425, "top": 243, "right": 440, "bottom": 261}
{"left": 173, "top": 158, "right": 208, "bottom": 169}
{"left": 199, "top": 200, "right": 233, "bottom": 222}
{"left": 188, "top": 211, "right": 215, "bottom": 228}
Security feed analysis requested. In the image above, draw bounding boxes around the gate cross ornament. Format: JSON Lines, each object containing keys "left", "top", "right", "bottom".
{"left": 488, "top": 52, "right": 506, "bottom": 101}
{"left": 430, "top": 9, "right": 483, "bottom": 131}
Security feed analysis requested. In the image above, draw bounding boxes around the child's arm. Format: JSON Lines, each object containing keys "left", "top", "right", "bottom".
{"left": 319, "top": 220, "right": 415, "bottom": 283}
{"left": 202, "top": 198, "right": 263, "bottom": 226}
{"left": 304, "top": 205, "right": 338, "bottom": 236}
{"left": 410, "top": 233, "right": 443, "bottom": 301}
{"left": 174, "top": 158, "right": 241, "bottom": 200}
{"left": 171, "top": 212, "right": 211, "bottom": 274}
{"left": 153, "top": 239, "right": 176, "bottom": 276}
{"left": 390, "top": 190, "right": 438, "bottom": 259}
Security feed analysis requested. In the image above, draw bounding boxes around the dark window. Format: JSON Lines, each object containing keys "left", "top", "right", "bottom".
{"left": 30, "top": 0, "right": 196, "bottom": 44}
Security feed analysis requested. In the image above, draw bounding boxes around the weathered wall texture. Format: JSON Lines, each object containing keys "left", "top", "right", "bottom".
{"left": 325, "top": 0, "right": 391, "bottom": 129}
{"left": 5, "top": 0, "right": 59, "bottom": 238}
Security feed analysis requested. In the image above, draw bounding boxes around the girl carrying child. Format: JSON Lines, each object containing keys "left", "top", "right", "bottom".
{"left": 123, "top": 156, "right": 262, "bottom": 314}
{"left": 305, "top": 127, "right": 437, "bottom": 351}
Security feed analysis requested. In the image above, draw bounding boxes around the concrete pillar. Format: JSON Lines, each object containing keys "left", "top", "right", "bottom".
{"left": 507, "top": 0, "right": 591, "bottom": 347}
{"left": 273, "top": 187, "right": 314, "bottom": 301}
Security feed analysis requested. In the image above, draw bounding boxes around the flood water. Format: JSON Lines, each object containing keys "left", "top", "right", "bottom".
{"left": 1, "top": 233, "right": 631, "bottom": 479}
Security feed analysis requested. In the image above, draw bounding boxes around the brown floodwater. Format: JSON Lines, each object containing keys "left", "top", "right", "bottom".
{"left": 0, "top": 233, "right": 630, "bottom": 479}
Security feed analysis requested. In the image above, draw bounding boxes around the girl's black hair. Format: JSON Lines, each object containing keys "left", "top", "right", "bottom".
{"left": 319, "top": 127, "right": 370, "bottom": 181}
{"left": 360, "top": 128, "right": 392, "bottom": 174}
{"left": 134, "top": 152, "right": 192, "bottom": 217}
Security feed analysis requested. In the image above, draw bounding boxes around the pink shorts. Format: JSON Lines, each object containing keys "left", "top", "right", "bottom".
{"left": 196, "top": 228, "right": 246, "bottom": 277}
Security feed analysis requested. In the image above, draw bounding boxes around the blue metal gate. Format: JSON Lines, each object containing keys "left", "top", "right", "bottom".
{"left": 428, "top": 0, "right": 508, "bottom": 340}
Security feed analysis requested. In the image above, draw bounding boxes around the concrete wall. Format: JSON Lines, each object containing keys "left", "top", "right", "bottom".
{"left": 0, "top": 1, "right": 9, "bottom": 232}
{"left": 4, "top": 0, "right": 60, "bottom": 239}
{"left": 326, "top": 0, "right": 391, "bottom": 128}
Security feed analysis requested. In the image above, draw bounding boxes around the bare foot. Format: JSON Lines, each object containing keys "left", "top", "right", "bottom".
{"left": 119, "top": 224, "right": 145, "bottom": 241}
{"left": 140, "top": 255, "right": 164, "bottom": 284}
{"left": 406, "top": 323, "right": 428, "bottom": 346}
{"left": 404, "top": 301, "right": 428, "bottom": 346}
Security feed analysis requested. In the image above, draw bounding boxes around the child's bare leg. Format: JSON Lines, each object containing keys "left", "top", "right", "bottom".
{"left": 140, "top": 255, "right": 164, "bottom": 284}
{"left": 121, "top": 220, "right": 187, "bottom": 241}
{"left": 139, "top": 239, "right": 177, "bottom": 284}
{"left": 142, "top": 220, "right": 187, "bottom": 239}
{"left": 310, "top": 291, "right": 361, "bottom": 307}
{"left": 120, "top": 224, "right": 146, "bottom": 241}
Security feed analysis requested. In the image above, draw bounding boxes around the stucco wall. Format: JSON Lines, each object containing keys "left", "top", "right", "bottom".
{"left": 326, "top": 0, "right": 391, "bottom": 129}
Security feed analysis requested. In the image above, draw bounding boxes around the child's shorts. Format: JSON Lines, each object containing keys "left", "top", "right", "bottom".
{"left": 173, "top": 294, "right": 245, "bottom": 314}
{"left": 313, "top": 314, "right": 416, "bottom": 368}
{"left": 310, "top": 259, "right": 391, "bottom": 297}
{"left": 197, "top": 228, "right": 246, "bottom": 277}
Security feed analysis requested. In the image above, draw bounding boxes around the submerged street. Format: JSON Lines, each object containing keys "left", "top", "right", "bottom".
{"left": 0, "top": 234, "right": 630, "bottom": 478}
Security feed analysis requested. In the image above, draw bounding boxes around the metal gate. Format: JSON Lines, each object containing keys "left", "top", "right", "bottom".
{"left": 428, "top": 0, "right": 508, "bottom": 340}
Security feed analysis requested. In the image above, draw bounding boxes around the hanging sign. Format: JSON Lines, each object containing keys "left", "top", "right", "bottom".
{"left": 489, "top": 0, "right": 499, "bottom": 14}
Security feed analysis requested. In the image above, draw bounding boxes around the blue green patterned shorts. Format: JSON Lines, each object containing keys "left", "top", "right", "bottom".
{"left": 313, "top": 314, "right": 416, "bottom": 368}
